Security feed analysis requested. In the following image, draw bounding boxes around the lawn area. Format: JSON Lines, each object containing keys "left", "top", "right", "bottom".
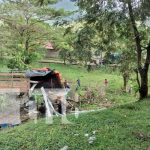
{"left": 0, "top": 60, "right": 8, "bottom": 72}
{"left": 33, "top": 63, "right": 123, "bottom": 89}
{"left": 0, "top": 62, "right": 138, "bottom": 105}
{"left": 34, "top": 63, "right": 137, "bottom": 105}
{"left": 0, "top": 62, "right": 123, "bottom": 90}
{"left": 51, "top": 63, "right": 122, "bottom": 89}
{"left": 0, "top": 98, "right": 150, "bottom": 150}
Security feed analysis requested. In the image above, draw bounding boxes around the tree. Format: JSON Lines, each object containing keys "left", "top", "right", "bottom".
{"left": 74, "top": 25, "right": 96, "bottom": 65}
{"left": 44, "top": 25, "right": 76, "bottom": 64}
{"left": 0, "top": 0, "right": 68, "bottom": 69}
{"left": 115, "top": 19, "right": 136, "bottom": 91}
{"left": 76, "top": 0, "right": 150, "bottom": 99}
{"left": 119, "top": 49, "right": 136, "bottom": 91}
{"left": 126, "top": 0, "right": 150, "bottom": 99}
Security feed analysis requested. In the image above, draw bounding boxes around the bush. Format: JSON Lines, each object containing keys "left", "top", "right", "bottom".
{"left": 7, "top": 51, "right": 40, "bottom": 70}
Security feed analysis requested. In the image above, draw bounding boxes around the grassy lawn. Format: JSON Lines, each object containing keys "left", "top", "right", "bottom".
{"left": 37, "top": 63, "right": 122, "bottom": 89}
{"left": 34, "top": 63, "right": 137, "bottom": 105}
{"left": 0, "top": 62, "right": 138, "bottom": 105}
{"left": 0, "top": 60, "right": 8, "bottom": 72}
{"left": 0, "top": 99, "right": 150, "bottom": 150}
{"left": 0, "top": 62, "right": 150, "bottom": 150}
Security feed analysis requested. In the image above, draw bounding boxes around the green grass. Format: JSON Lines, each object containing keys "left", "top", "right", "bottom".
{"left": 0, "top": 99, "right": 150, "bottom": 150}
{"left": 36, "top": 63, "right": 122, "bottom": 89}
{"left": 0, "top": 62, "right": 137, "bottom": 105}
{"left": 0, "top": 62, "right": 150, "bottom": 149}
{"left": 35, "top": 63, "right": 136, "bottom": 105}
{"left": 0, "top": 60, "right": 8, "bottom": 72}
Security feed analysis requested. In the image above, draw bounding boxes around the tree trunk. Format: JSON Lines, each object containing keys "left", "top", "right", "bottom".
{"left": 25, "top": 38, "right": 29, "bottom": 53}
{"left": 63, "top": 58, "right": 66, "bottom": 65}
{"left": 139, "top": 45, "right": 150, "bottom": 99}
{"left": 100, "top": 50, "right": 103, "bottom": 67}
{"left": 139, "top": 69, "right": 148, "bottom": 99}
{"left": 123, "top": 74, "right": 128, "bottom": 92}
{"left": 127, "top": 0, "right": 149, "bottom": 99}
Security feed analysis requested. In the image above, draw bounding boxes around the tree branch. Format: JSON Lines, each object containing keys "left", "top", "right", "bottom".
{"left": 127, "top": 0, "right": 142, "bottom": 69}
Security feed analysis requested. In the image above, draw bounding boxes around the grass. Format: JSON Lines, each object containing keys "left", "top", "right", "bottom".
{"left": 0, "top": 62, "right": 137, "bottom": 105}
{"left": 0, "top": 98, "right": 150, "bottom": 150}
{"left": 34, "top": 63, "right": 123, "bottom": 90}
{"left": 0, "top": 60, "right": 8, "bottom": 72}
{"left": 0, "top": 62, "right": 150, "bottom": 149}
{"left": 34, "top": 63, "right": 137, "bottom": 105}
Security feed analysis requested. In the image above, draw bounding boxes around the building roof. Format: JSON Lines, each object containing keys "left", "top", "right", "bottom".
{"left": 44, "top": 42, "right": 54, "bottom": 50}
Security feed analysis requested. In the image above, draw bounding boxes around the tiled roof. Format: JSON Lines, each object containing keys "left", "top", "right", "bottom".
{"left": 44, "top": 42, "right": 54, "bottom": 49}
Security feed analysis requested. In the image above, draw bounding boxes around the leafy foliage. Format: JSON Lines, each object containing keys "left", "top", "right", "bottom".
{"left": 76, "top": 0, "right": 150, "bottom": 98}
{"left": 0, "top": 0, "right": 68, "bottom": 69}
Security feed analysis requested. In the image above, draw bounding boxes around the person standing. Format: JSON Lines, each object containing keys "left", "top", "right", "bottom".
{"left": 38, "top": 103, "right": 46, "bottom": 117}
{"left": 76, "top": 78, "right": 81, "bottom": 91}
{"left": 64, "top": 80, "right": 70, "bottom": 89}
{"left": 104, "top": 79, "right": 108, "bottom": 87}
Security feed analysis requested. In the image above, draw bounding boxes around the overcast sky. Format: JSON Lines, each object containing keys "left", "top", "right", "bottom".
{"left": 0, "top": 0, "right": 78, "bottom": 11}
{"left": 53, "top": 0, "right": 78, "bottom": 11}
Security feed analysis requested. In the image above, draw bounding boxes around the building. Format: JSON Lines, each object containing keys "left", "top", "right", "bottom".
{"left": 44, "top": 42, "right": 59, "bottom": 58}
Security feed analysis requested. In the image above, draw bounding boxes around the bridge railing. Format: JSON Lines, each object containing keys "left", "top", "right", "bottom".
{"left": 0, "top": 72, "right": 30, "bottom": 93}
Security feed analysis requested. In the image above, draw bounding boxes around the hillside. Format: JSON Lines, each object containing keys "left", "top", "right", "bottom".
{"left": 0, "top": 99, "right": 150, "bottom": 150}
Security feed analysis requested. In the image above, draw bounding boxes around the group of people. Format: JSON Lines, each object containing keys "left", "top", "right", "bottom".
{"left": 64, "top": 78, "right": 108, "bottom": 89}
{"left": 64, "top": 78, "right": 81, "bottom": 91}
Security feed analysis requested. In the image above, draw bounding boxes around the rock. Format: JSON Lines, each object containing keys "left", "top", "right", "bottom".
{"left": 92, "top": 131, "right": 96, "bottom": 135}
{"left": 88, "top": 136, "right": 96, "bottom": 144}
{"left": 84, "top": 133, "right": 89, "bottom": 137}
{"left": 132, "top": 132, "right": 150, "bottom": 141}
{"left": 60, "top": 146, "right": 68, "bottom": 150}
{"left": 74, "top": 133, "right": 79, "bottom": 136}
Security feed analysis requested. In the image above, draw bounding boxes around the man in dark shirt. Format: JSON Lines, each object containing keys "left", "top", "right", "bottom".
{"left": 38, "top": 103, "right": 46, "bottom": 117}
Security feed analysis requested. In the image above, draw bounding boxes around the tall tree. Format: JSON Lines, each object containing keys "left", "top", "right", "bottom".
{"left": 0, "top": 0, "right": 67, "bottom": 69}
{"left": 74, "top": 25, "right": 96, "bottom": 65}
{"left": 126, "top": 0, "right": 150, "bottom": 99}
{"left": 76, "top": 0, "right": 150, "bottom": 99}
